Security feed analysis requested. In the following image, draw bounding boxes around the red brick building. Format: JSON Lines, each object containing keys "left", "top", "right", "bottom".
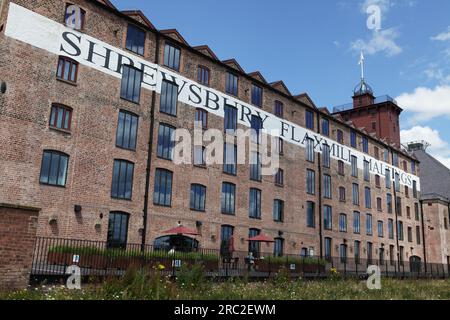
{"left": 0, "top": 0, "right": 427, "bottom": 268}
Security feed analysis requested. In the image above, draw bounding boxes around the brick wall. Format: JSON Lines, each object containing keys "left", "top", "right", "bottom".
{"left": 0, "top": 204, "right": 39, "bottom": 290}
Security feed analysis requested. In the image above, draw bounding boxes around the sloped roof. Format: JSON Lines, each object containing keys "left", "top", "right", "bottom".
{"left": 222, "top": 59, "right": 245, "bottom": 73}
{"left": 192, "top": 45, "right": 219, "bottom": 61}
{"left": 413, "top": 149, "right": 450, "bottom": 200}
{"left": 270, "top": 81, "right": 291, "bottom": 96}
{"left": 121, "top": 10, "right": 156, "bottom": 30}
{"left": 97, "top": 0, "right": 116, "bottom": 9}
{"left": 294, "top": 93, "right": 317, "bottom": 109}
{"left": 248, "top": 71, "right": 267, "bottom": 84}
{"left": 160, "top": 29, "right": 189, "bottom": 45}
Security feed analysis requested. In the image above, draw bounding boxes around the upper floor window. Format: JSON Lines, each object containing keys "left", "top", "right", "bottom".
{"left": 323, "top": 174, "right": 332, "bottom": 199}
{"left": 224, "top": 105, "right": 238, "bottom": 132}
{"left": 384, "top": 149, "right": 389, "bottom": 163}
{"left": 365, "top": 187, "right": 372, "bottom": 209}
{"left": 49, "top": 104, "right": 72, "bottom": 131}
{"left": 276, "top": 138, "right": 284, "bottom": 155}
{"left": 197, "top": 66, "right": 210, "bottom": 86}
{"left": 411, "top": 161, "right": 416, "bottom": 174}
{"left": 366, "top": 213, "right": 373, "bottom": 235}
{"left": 194, "top": 146, "right": 206, "bottom": 167}
{"left": 322, "top": 144, "right": 330, "bottom": 168}
{"left": 378, "top": 221, "right": 384, "bottom": 238}
{"left": 385, "top": 169, "right": 391, "bottom": 189}
{"left": 190, "top": 184, "right": 206, "bottom": 212}
{"left": 352, "top": 183, "right": 360, "bottom": 205}
{"left": 121, "top": 65, "right": 142, "bottom": 104}
{"left": 362, "top": 137, "right": 369, "bottom": 153}
{"left": 126, "top": 24, "right": 145, "bottom": 56}
{"left": 223, "top": 143, "right": 237, "bottom": 175}
{"left": 306, "top": 169, "right": 315, "bottom": 195}
{"left": 350, "top": 130, "right": 357, "bottom": 148}
{"left": 339, "top": 213, "right": 347, "bottom": 232}
{"left": 154, "top": 168, "right": 173, "bottom": 206}
{"left": 393, "top": 152, "right": 399, "bottom": 167}
{"left": 250, "top": 152, "right": 262, "bottom": 182}
{"left": 39, "top": 150, "right": 69, "bottom": 187}
{"left": 221, "top": 182, "right": 236, "bottom": 215}
{"left": 337, "top": 129, "right": 344, "bottom": 144}
{"left": 338, "top": 160, "right": 345, "bottom": 175}
{"left": 160, "top": 80, "right": 178, "bottom": 116}
{"left": 375, "top": 175, "right": 381, "bottom": 188}
{"left": 307, "top": 201, "right": 315, "bottom": 228}
{"left": 64, "top": 4, "right": 85, "bottom": 30}
{"left": 225, "top": 72, "right": 238, "bottom": 96}
{"left": 195, "top": 108, "right": 208, "bottom": 129}
{"left": 163, "top": 43, "right": 180, "bottom": 71}
{"left": 116, "top": 110, "right": 138, "bottom": 151}
{"left": 249, "top": 188, "right": 262, "bottom": 219}
{"left": 111, "top": 160, "right": 134, "bottom": 200}
{"left": 305, "top": 110, "right": 314, "bottom": 130}
{"left": 402, "top": 160, "right": 408, "bottom": 172}
{"left": 374, "top": 147, "right": 380, "bottom": 159}
{"left": 250, "top": 115, "right": 263, "bottom": 144}
{"left": 157, "top": 123, "right": 175, "bottom": 160}
{"left": 324, "top": 205, "right": 332, "bottom": 230}
{"left": 413, "top": 180, "right": 418, "bottom": 198}
{"left": 107, "top": 212, "right": 129, "bottom": 249}
{"left": 321, "top": 119, "right": 330, "bottom": 136}
{"left": 251, "top": 84, "right": 263, "bottom": 107}
{"left": 57, "top": 56, "right": 78, "bottom": 83}
{"left": 351, "top": 156, "right": 358, "bottom": 177}
{"left": 339, "top": 186, "right": 346, "bottom": 202}
{"left": 363, "top": 160, "right": 370, "bottom": 182}
{"left": 388, "top": 219, "right": 394, "bottom": 239}
{"left": 275, "top": 168, "right": 284, "bottom": 186}
{"left": 273, "top": 199, "right": 284, "bottom": 222}
{"left": 306, "top": 138, "right": 315, "bottom": 162}
{"left": 274, "top": 101, "right": 283, "bottom": 118}
{"left": 353, "top": 211, "right": 361, "bottom": 234}
{"left": 387, "top": 193, "right": 393, "bottom": 213}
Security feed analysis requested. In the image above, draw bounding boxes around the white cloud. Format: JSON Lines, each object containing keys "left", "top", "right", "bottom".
{"left": 396, "top": 85, "right": 450, "bottom": 122}
{"left": 401, "top": 126, "right": 450, "bottom": 169}
{"left": 361, "top": 0, "right": 391, "bottom": 13}
{"left": 431, "top": 27, "right": 450, "bottom": 42}
{"left": 350, "top": 28, "right": 402, "bottom": 57}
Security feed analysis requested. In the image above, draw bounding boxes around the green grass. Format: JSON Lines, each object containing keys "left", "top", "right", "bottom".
{"left": 2, "top": 270, "right": 449, "bottom": 300}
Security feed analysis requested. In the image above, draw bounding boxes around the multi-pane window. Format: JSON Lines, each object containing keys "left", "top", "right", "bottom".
{"left": 195, "top": 108, "right": 208, "bottom": 129}
{"left": 375, "top": 175, "right": 381, "bottom": 188}
{"left": 339, "top": 186, "right": 346, "bottom": 202}
{"left": 338, "top": 160, "right": 345, "bottom": 175}
{"left": 160, "top": 80, "right": 178, "bottom": 116}
{"left": 163, "top": 43, "right": 181, "bottom": 71}
{"left": 49, "top": 104, "right": 72, "bottom": 131}
{"left": 223, "top": 143, "right": 237, "bottom": 175}
{"left": 393, "top": 152, "right": 399, "bottom": 167}
{"left": 153, "top": 168, "right": 173, "bottom": 206}
{"left": 337, "top": 129, "right": 344, "bottom": 144}
{"left": 365, "top": 187, "right": 372, "bottom": 209}
{"left": 107, "top": 212, "right": 129, "bottom": 249}
{"left": 306, "top": 169, "right": 315, "bottom": 195}
{"left": 416, "top": 226, "right": 421, "bottom": 244}
{"left": 121, "top": 65, "right": 142, "bottom": 103}
{"left": 194, "top": 146, "right": 206, "bottom": 166}
{"left": 220, "top": 225, "right": 234, "bottom": 257}
{"left": 388, "top": 219, "right": 394, "bottom": 239}
{"left": 354, "top": 241, "right": 361, "bottom": 263}
{"left": 190, "top": 184, "right": 206, "bottom": 212}
{"left": 248, "top": 228, "right": 261, "bottom": 257}
{"left": 251, "top": 84, "right": 263, "bottom": 107}
{"left": 274, "top": 238, "right": 284, "bottom": 257}
{"left": 116, "top": 111, "right": 138, "bottom": 150}
{"left": 57, "top": 56, "right": 78, "bottom": 83}
{"left": 397, "top": 221, "right": 404, "bottom": 241}
{"left": 339, "top": 214, "right": 347, "bottom": 232}
{"left": 64, "top": 4, "right": 86, "bottom": 30}
{"left": 249, "top": 188, "right": 262, "bottom": 219}
{"left": 363, "top": 160, "right": 370, "bottom": 182}
{"left": 322, "top": 144, "right": 330, "bottom": 168}
{"left": 366, "top": 213, "right": 373, "bottom": 235}
{"left": 323, "top": 174, "right": 332, "bottom": 199}
{"left": 157, "top": 123, "right": 175, "bottom": 160}
{"left": 414, "top": 203, "right": 420, "bottom": 221}
{"left": 394, "top": 173, "right": 400, "bottom": 192}
{"left": 306, "top": 201, "right": 315, "bottom": 228}
{"left": 351, "top": 156, "right": 358, "bottom": 177}
{"left": 39, "top": 150, "right": 69, "bottom": 187}
{"left": 407, "top": 227, "right": 413, "bottom": 242}
{"left": 385, "top": 169, "right": 391, "bottom": 189}
{"left": 324, "top": 205, "right": 332, "bottom": 230}
{"left": 387, "top": 194, "right": 393, "bottom": 213}
{"left": 305, "top": 110, "right": 314, "bottom": 130}
{"left": 324, "top": 237, "right": 332, "bottom": 260}
{"left": 377, "top": 197, "right": 382, "bottom": 211}
{"left": 353, "top": 211, "right": 361, "bottom": 234}
{"left": 321, "top": 119, "right": 330, "bottom": 136}
{"left": 126, "top": 24, "right": 145, "bottom": 55}
{"left": 111, "top": 160, "right": 134, "bottom": 200}
{"left": 350, "top": 130, "right": 357, "bottom": 148}
{"left": 221, "top": 182, "right": 236, "bottom": 215}
{"left": 362, "top": 137, "right": 369, "bottom": 153}
{"left": 273, "top": 199, "right": 284, "bottom": 222}
{"left": 250, "top": 152, "right": 262, "bottom": 181}
{"left": 224, "top": 105, "right": 238, "bottom": 132}
{"left": 352, "top": 183, "right": 360, "bottom": 205}
{"left": 250, "top": 115, "right": 263, "bottom": 144}
{"left": 384, "top": 149, "right": 389, "bottom": 163}
{"left": 396, "top": 196, "right": 402, "bottom": 216}
{"left": 378, "top": 221, "right": 384, "bottom": 238}
{"left": 197, "top": 66, "right": 210, "bottom": 86}
{"left": 274, "top": 101, "right": 283, "bottom": 118}
{"left": 306, "top": 138, "right": 315, "bottom": 162}
{"left": 275, "top": 169, "right": 284, "bottom": 186}
{"left": 226, "top": 72, "right": 239, "bottom": 96}
{"left": 339, "top": 244, "right": 347, "bottom": 263}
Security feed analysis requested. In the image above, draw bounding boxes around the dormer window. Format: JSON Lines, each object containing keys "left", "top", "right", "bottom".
{"left": 64, "top": 4, "right": 86, "bottom": 30}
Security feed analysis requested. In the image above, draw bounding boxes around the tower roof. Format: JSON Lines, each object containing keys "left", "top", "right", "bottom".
{"left": 353, "top": 79, "right": 374, "bottom": 96}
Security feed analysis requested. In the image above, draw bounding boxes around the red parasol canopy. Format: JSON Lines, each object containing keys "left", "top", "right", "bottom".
{"left": 162, "top": 225, "right": 199, "bottom": 236}
{"left": 246, "top": 234, "right": 274, "bottom": 243}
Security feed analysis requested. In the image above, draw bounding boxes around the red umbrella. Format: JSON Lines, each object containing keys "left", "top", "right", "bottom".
{"left": 162, "top": 225, "right": 199, "bottom": 236}
{"left": 246, "top": 234, "right": 275, "bottom": 243}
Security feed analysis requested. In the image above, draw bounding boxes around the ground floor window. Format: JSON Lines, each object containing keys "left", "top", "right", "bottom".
{"left": 107, "top": 212, "right": 129, "bottom": 249}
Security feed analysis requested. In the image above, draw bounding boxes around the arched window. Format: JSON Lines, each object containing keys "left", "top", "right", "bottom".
{"left": 107, "top": 212, "right": 129, "bottom": 249}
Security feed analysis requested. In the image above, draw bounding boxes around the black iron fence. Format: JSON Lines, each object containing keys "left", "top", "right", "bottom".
{"left": 31, "top": 237, "right": 450, "bottom": 281}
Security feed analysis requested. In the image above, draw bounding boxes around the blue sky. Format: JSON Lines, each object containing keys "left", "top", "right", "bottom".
{"left": 112, "top": 0, "right": 450, "bottom": 168}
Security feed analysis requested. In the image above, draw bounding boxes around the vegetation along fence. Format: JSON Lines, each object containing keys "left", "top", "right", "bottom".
{"left": 31, "top": 237, "right": 450, "bottom": 282}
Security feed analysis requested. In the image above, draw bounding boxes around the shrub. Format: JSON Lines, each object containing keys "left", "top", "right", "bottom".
{"left": 176, "top": 263, "right": 205, "bottom": 290}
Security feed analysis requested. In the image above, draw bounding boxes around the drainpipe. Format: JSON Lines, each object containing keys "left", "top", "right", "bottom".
{"left": 420, "top": 199, "right": 427, "bottom": 272}
{"left": 141, "top": 32, "right": 160, "bottom": 252}
{"left": 316, "top": 114, "right": 323, "bottom": 259}
{"left": 391, "top": 150, "right": 401, "bottom": 270}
